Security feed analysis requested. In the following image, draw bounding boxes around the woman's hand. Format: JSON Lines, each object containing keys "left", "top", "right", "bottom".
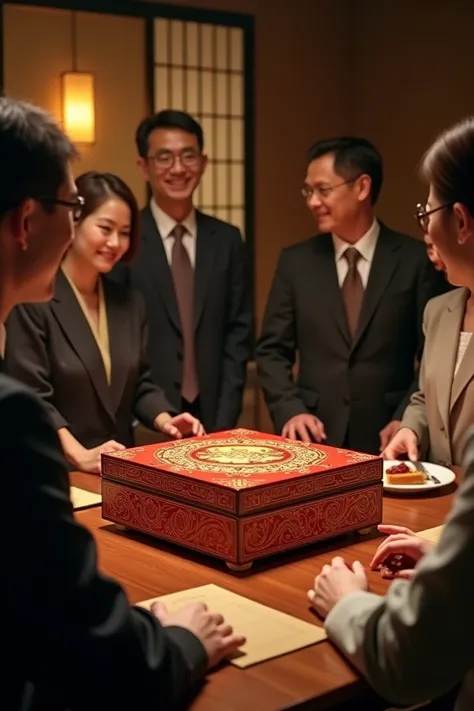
{"left": 383, "top": 427, "right": 419, "bottom": 461}
{"left": 76, "top": 439, "right": 125, "bottom": 474}
{"left": 370, "top": 524, "right": 433, "bottom": 578}
{"left": 307, "top": 556, "right": 368, "bottom": 619}
{"left": 156, "top": 412, "right": 205, "bottom": 438}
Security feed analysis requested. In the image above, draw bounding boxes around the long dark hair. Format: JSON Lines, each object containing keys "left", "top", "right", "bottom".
{"left": 421, "top": 117, "right": 474, "bottom": 216}
{"left": 74, "top": 171, "right": 140, "bottom": 262}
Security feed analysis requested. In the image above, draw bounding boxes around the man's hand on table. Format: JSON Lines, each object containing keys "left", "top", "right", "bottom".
{"left": 152, "top": 601, "right": 246, "bottom": 669}
{"left": 282, "top": 414, "right": 327, "bottom": 443}
{"left": 307, "top": 556, "right": 368, "bottom": 619}
{"left": 369, "top": 524, "right": 433, "bottom": 579}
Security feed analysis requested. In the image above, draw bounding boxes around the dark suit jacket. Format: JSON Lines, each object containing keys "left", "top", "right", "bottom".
{"left": 256, "top": 224, "right": 451, "bottom": 454}
{"left": 110, "top": 207, "right": 252, "bottom": 433}
{"left": 4, "top": 271, "right": 175, "bottom": 451}
{"left": 2, "top": 374, "right": 207, "bottom": 711}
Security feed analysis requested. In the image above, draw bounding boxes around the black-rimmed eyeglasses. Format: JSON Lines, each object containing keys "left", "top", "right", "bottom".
{"left": 415, "top": 202, "right": 452, "bottom": 233}
{"left": 36, "top": 195, "right": 85, "bottom": 221}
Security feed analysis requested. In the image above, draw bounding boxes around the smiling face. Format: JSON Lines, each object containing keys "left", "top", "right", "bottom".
{"left": 71, "top": 197, "right": 131, "bottom": 274}
{"left": 138, "top": 127, "right": 207, "bottom": 207}
{"left": 303, "top": 153, "right": 372, "bottom": 237}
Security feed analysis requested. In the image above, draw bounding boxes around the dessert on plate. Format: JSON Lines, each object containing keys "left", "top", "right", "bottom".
{"left": 385, "top": 461, "right": 426, "bottom": 485}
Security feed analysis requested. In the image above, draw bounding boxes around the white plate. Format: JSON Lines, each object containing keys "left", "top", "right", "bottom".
{"left": 383, "top": 460, "right": 455, "bottom": 493}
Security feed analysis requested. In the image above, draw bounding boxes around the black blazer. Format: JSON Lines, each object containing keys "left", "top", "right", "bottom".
{"left": 5, "top": 271, "right": 174, "bottom": 451}
{"left": 110, "top": 207, "right": 252, "bottom": 433}
{"left": 256, "top": 225, "right": 451, "bottom": 454}
{"left": 1, "top": 374, "right": 207, "bottom": 711}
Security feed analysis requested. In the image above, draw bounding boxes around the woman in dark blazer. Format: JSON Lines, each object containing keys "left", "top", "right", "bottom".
{"left": 5, "top": 171, "right": 204, "bottom": 473}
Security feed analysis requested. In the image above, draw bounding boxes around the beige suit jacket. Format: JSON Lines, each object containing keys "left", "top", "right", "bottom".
{"left": 402, "top": 287, "right": 474, "bottom": 466}
{"left": 324, "top": 428, "right": 474, "bottom": 710}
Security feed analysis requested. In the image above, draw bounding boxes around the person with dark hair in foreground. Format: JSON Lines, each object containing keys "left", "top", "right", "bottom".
{"left": 111, "top": 109, "right": 252, "bottom": 433}
{"left": 0, "top": 98, "right": 244, "bottom": 711}
{"left": 256, "top": 136, "right": 449, "bottom": 454}
{"left": 308, "top": 118, "right": 474, "bottom": 711}
{"left": 5, "top": 171, "right": 204, "bottom": 474}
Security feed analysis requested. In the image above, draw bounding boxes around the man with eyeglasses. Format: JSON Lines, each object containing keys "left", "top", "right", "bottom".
{"left": 256, "top": 137, "right": 449, "bottom": 454}
{"left": 111, "top": 110, "right": 252, "bottom": 434}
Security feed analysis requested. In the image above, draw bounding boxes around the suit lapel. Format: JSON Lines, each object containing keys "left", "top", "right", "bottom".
{"left": 194, "top": 211, "right": 219, "bottom": 329}
{"left": 51, "top": 271, "right": 116, "bottom": 424}
{"left": 352, "top": 225, "right": 400, "bottom": 351}
{"left": 103, "top": 279, "right": 131, "bottom": 413}
{"left": 314, "top": 234, "right": 351, "bottom": 347}
{"left": 432, "top": 289, "right": 466, "bottom": 432}
{"left": 448, "top": 289, "right": 473, "bottom": 413}
{"left": 141, "top": 206, "right": 181, "bottom": 333}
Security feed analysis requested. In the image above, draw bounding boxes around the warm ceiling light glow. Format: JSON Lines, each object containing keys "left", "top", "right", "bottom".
{"left": 62, "top": 72, "right": 95, "bottom": 144}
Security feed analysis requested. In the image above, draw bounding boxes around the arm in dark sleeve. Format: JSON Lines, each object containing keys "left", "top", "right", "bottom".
{"left": 4, "top": 378, "right": 207, "bottom": 711}
{"left": 4, "top": 304, "right": 68, "bottom": 430}
{"left": 325, "top": 427, "right": 474, "bottom": 707}
{"left": 255, "top": 250, "right": 306, "bottom": 433}
{"left": 132, "top": 290, "right": 177, "bottom": 428}
{"left": 214, "top": 230, "right": 253, "bottom": 430}
{"left": 393, "top": 256, "right": 451, "bottom": 421}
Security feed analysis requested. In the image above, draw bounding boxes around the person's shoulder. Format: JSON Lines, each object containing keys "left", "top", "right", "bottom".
{"left": 0, "top": 373, "right": 45, "bottom": 421}
{"left": 380, "top": 224, "right": 425, "bottom": 253}
{"left": 197, "top": 210, "right": 241, "bottom": 241}
{"left": 103, "top": 276, "right": 144, "bottom": 311}
{"left": 278, "top": 234, "right": 320, "bottom": 264}
{"left": 425, "top": 287, "right": 466, "bottom": 320}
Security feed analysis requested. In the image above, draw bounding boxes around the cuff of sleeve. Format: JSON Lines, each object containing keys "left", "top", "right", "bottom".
{"left": 165, "top": 625, "right": 208, "bottom": 687}
{"left": 325, "top": 591, "right": 382, "bottom": 650}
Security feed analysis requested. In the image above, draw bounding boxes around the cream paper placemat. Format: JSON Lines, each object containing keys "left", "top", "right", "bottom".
{"left": 417, "top": 525, "right": 445, "bottom": 544}
{"left": 138, "top": 583, "right": 326, "bottom": 667}
{"left": 70, "top": 486, "right": 102, "bottom": 510}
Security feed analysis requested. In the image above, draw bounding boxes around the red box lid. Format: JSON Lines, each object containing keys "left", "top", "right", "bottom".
{"left": 102, "top": 429, "right": 381, "bottom": 514}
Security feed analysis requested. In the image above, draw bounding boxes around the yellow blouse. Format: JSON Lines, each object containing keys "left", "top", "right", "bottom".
{"left": 61, "top": 268, "right": 112, "bottom": 385}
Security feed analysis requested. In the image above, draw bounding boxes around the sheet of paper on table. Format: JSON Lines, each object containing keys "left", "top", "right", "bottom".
{"left": 417, "top": 525, "right": 445, "bottom": 544}
{"left": 70, "top": 486, "right": 102, "bottom": 510}
{"left": 138, "top": 583, "right": 327, "bottom": 667}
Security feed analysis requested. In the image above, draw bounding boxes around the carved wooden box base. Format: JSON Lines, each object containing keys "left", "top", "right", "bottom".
{"left": 101, "top": 429, "right": 383, "bottom": 569}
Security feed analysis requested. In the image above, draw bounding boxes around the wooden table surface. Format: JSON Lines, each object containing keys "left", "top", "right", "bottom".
{"left": 70, "top": 471, "right": 458, "bottom": 711}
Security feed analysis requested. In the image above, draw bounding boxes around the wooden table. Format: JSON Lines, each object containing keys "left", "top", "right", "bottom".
{"left": 70, "top": 471, "right": 458, "bottom": 711}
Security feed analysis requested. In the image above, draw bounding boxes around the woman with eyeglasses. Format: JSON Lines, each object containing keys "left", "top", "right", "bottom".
{"left": 306, "top": 116, "right": 474, "bottom": 711}
{"left": 383, "top": 119, "right": 474, "bottom": 467}
{"left": 5, "top": 171, "right": 205, "bottom": 474}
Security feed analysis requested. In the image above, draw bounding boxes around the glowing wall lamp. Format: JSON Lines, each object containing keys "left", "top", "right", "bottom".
{"left": 62, "top": 72, "right": 95, "bottom": 144}
{"left": 62, "top": 13, "right": 95, "bottom": 145}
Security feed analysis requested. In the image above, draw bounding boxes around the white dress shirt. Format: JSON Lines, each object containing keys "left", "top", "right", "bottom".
{"left": 150, "top": 199, "right": 197, "bottom": 267}
{"left": 332, "top": 219, "right": 380, "bottom": 288}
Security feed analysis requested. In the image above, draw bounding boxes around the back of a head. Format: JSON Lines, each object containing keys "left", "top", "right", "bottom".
{"left": 421, "top": 117, "right": 474, "bottom": 215}
{"left": 0, "top": 97, "right": 77, "bottom": 219}
{"left": 135, "top": 109, "right": 204, "bottom": 158}
{"left": 307, "top": 136, "right": 383, "bottom": 205}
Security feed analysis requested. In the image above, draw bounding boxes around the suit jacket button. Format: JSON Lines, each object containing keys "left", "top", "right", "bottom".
{"left": 343, "top": 395, "right": 349, "bottom": 405}
{"left": 177, "top": 351, "right": 183, "bottom": 361}
{"left": 173, "top": 381, "right": 181, "bottom": 390}
{"left": 440, "top": 425, "right": 445, "bottom": 431}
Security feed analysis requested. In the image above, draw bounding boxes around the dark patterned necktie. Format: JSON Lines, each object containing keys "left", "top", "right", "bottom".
{"left": 341, "top": 247, "right": 364, "bottom": 338}
{"left": 170, "top": 224, "right": 199, "bottom": 402}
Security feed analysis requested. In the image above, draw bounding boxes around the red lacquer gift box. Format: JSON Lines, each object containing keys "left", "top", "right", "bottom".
{"left": 101, "top": 428, "right": 383, "bottom": 570}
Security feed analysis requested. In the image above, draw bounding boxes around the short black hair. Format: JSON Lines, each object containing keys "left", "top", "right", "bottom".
{"left": 0, "top": 97, "right": 78, "bottom": 219}
{"left": 307, "top": 136, "right": 383, "bottom": 204}
{"left": 135, "top": 109, "right": 204, "bottom": 158}
{"left": 75, "top": 172, "right": 140, "bottom": 263}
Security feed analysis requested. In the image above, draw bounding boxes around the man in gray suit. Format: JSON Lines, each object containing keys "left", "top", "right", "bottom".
{"left": 307, "top": 429, "right": 474, "bottom": 710}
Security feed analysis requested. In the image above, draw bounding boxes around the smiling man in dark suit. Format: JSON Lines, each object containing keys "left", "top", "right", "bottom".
{"left": 112, "top": 110, "right": 251, "bottom": 433}
{"left": 256, "top": 137, "right": 449, "bottom": 454}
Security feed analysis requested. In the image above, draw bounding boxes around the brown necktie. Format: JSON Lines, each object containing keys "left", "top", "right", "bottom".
{"left": 341, "top": 247, "right": 364, "bottom": 338}
{"left": 170, "top": 224, "right": 199, "bottom": 402}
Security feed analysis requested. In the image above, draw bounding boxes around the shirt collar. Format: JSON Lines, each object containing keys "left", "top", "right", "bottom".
{"left": 332, "top": 219, "right": 380, "bottom": 262}
{"left": 150, "top": 199, "right": 197, "bottom": 240}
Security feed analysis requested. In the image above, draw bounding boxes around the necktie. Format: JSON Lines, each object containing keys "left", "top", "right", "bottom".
{"left": 341, "top": 247, "right": 364, "bottom": 338}
{"left": 170, "top": 224, "right": 199, "bottom": 402}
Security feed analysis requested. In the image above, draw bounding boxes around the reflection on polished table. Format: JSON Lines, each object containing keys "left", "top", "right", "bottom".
{"left": 70, "top": 469, "right": 459, "bottom": 711}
